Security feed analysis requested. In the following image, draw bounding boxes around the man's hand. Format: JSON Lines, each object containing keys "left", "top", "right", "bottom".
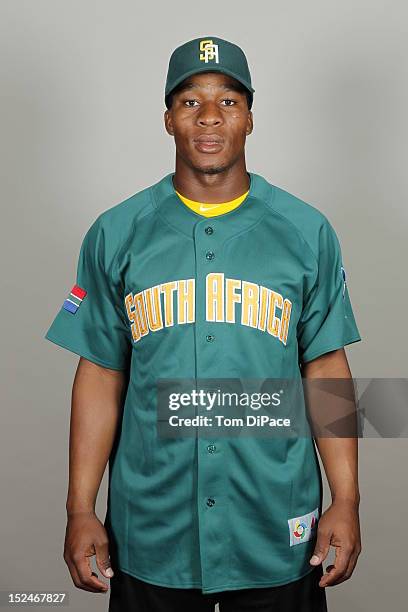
{"left": 63, "top": 511, "right": 114, "bottom": 593}
{"left": 309, "top": 499, "right": 362, "bottom": 587}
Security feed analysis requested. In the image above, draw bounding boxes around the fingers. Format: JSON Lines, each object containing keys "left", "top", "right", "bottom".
{"left": 319, "top": 542, "right": 361, "bottom": 587}
{"left": 342, "top": 547, "right": 361, "bottom": 583}
{"left": 95, "top": 539, "right": 114, "bottom": 579}
{"left": 309, "top": 527, "right": 331, "bottom": 567}
{"left": 318, "top": 546, "right": 350, "bottom": 587}
{"left": 64, "top": 550, "right": 109, "bottom": 593}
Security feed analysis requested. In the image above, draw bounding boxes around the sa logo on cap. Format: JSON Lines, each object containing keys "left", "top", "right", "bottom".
{"left": 199, "top": 39, "right": 219, "bottom": 64}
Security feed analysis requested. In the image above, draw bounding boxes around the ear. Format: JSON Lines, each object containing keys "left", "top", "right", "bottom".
{"left": 164, "top": 109, "right": 174, "bottom": 136}
{"left": 246, "top": 111, "right": 254, "bottom": 136}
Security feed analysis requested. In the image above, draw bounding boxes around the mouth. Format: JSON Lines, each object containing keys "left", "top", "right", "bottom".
{"left": 193, "top": 134, "right": 224, "bottom": 154}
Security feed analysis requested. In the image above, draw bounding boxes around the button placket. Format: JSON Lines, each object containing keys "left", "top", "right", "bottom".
{"left": 194, "top": 218, "right": 229, "bottom": 591}
{"left": 203, "top": 223, "right": 216, "bottom": 343}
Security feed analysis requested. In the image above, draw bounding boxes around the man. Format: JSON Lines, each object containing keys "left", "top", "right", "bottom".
{"left": 44, "top": 36, "right": 362, "bottom": 611}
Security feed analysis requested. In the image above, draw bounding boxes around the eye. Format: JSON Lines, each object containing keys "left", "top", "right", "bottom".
{"left": 184, "top": 99, "right": 199, "bottom": 107}
{"left": 221, "top": 99, "right": 237, "bottom": 106}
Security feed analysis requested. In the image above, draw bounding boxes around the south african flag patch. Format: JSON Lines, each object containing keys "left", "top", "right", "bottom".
{"left": 63, "top": 284, "right": 87, "bottom": 314}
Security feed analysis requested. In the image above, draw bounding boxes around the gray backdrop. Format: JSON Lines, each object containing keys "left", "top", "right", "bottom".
{"left": 1, "top": 1, "right": 407, "bottom": 611}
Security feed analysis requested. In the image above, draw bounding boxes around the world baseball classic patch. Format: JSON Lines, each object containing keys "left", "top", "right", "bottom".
{"left": 288, "top": 507, "right": 319, "bottom": 546}
{"left": 62, "top": 284, "right": 87, "bottom": 314}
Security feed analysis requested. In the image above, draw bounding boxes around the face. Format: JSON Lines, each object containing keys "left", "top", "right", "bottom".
{"left": 164, "top": 72, "right": 253, "bottom": 175}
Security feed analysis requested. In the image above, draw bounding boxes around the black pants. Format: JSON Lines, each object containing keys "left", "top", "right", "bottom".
{"left": 108, "top": 565, "right": 328, "bottom": 611}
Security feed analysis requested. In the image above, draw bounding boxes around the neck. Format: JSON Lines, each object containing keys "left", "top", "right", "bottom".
{"left": 172, "top": 157, "right": 250, "bottom": 203}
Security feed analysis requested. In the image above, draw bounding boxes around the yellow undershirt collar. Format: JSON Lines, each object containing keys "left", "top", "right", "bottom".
{"left": 175, "top": 189, "right": 250, "bottom": 217}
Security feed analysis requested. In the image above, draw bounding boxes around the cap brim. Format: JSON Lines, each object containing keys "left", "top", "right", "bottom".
{"left": 165, "top": 65, "right": 255, "bottom": 97}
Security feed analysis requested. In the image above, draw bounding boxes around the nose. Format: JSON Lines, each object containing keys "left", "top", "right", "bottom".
{"left": 197, "top": 101, "right": 223, "bottom": 127}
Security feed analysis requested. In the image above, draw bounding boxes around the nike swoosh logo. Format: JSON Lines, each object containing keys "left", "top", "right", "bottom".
{"left": 199, "top": 205, "right": 222, "bottom": 212}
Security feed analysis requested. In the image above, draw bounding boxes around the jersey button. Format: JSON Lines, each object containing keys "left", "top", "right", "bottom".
{"left": 206, "top": 497, "right": 215, "bottom": 507}
{"left": 207, "top": 444, "right": 216, "bottom": 453}
{"left": 206, "top": 251, "right": 215, "bottom": 261}
{"left": 205, "top": 226, "right": 214, "bottom": 235}
{"left": 206, "top": 334, "right": 215, "bottom": 342}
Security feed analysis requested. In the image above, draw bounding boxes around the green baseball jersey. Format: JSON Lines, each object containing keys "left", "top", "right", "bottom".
{"left": 44, "top": 171, "right": 361, "bottom": 593}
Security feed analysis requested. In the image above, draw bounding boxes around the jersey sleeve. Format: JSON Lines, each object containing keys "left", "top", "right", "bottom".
{"left": 44, "top": 216, "right": 131, "bottom": 370}
{"left": 297, "top": 219, "right": 362, "bottom": 364}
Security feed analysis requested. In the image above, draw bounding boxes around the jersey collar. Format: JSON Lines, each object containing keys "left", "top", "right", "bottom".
{"left": 150, "top": 171, "right": 274, "bottom": 239}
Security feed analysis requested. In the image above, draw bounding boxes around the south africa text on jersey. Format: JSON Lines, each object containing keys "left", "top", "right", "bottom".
{"left": 124, "top": 273, "right": 292, "bottom": 345}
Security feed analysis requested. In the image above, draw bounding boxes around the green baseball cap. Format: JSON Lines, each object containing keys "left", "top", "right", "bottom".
{"left": 165, "top": 36, "right": 255, "bottom": 109}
